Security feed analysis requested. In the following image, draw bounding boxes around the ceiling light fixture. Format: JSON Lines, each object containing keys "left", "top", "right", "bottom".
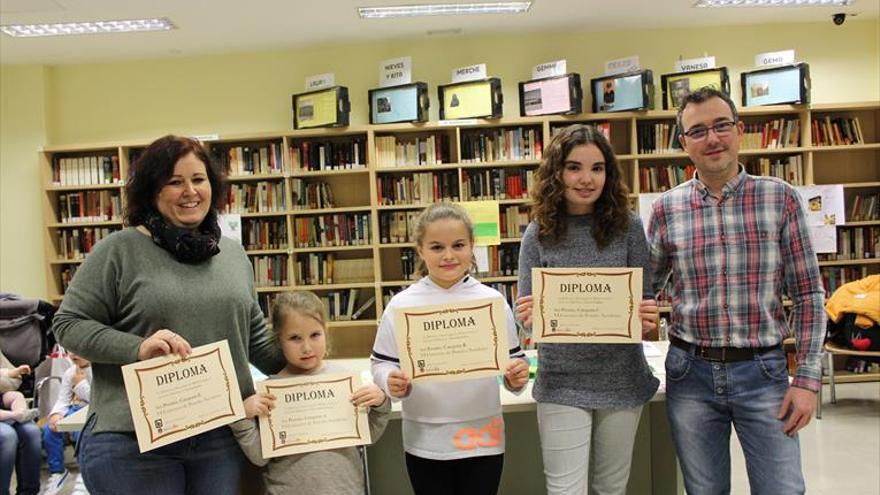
{"left": 359, "top": 2, "right": 531, "bottom": 19}
{"left": 0, "top": 17, "right": 175, "bottom": 38}
{"left": 694, "top": 0, "right": 853, "bottom": 6}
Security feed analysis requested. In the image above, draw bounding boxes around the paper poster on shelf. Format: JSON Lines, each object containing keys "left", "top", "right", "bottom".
{"left": 638, "top": 193, "right": 663, "bottom": 238}
{"left": 218, "top": 213, "right": 242, "bottom": 243}
{"left": 457, "top": 200, "right": 500, "bottom": 246}
{"left": 305, "top": 73, "right": 335, "bottom": 90}
{"left": 379, "top": 56, "right": 412, "bottom": 87}
{"left": 795, "top": 185, "right": 845, "bottom": 253}
{"left": 474, "top": 246, "right": 490, "bottom": 273}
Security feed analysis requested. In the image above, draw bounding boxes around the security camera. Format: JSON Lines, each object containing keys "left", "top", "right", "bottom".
{"left": 832, "top": 13, "right": 846, "bottom": 25}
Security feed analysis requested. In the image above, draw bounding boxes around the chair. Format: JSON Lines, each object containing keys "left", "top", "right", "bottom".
{"left": 817, "top": 341, "right": 880, "bottom": 419}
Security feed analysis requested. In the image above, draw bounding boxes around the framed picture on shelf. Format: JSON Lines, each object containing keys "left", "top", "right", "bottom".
{"left": 660, "top": 67, "right": 730, "bottom": 110}
{"left": 589, "top": 70, "right": 654, "bottom": 113}
{"left": 368, "top": 82, "right": 430, "bottom": 124}
{"left": 741, "top": 63, "right": 810, "bottom": 107}
{"left": 518, "top": 73, "right": 582, "bottom": 117}
{"left": 292, "top": 86, "right": 351, "bottom": 129}
{"left": 438, "top": 78, "right": 503, "bottom": 120}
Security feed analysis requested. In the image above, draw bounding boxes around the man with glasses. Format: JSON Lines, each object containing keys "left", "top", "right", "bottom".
{"left": 647, "top": 87, "right": 824, "bottom": 494}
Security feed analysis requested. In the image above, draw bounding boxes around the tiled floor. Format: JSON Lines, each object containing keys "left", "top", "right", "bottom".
{"left": 25, "top": 381, "right": 880, "bottom": 494}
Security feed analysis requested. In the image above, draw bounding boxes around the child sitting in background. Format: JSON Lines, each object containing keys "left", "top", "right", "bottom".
{"left": 230, "top": 291, "right": 390, "bottom": 495}
{"left": 42, "top": 352, "right": 92, "bottom": 494}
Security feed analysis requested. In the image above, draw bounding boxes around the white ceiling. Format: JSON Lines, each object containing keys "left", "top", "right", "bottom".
{"left": 0, "top": 0, "right": 876, "bottom": 66}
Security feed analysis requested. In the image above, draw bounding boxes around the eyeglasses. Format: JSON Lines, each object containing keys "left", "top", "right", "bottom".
{"left": 682, "top": 120, "right": 737, "bottom": 141}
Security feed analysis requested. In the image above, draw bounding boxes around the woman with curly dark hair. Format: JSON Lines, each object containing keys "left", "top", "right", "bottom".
{"left": 53, "top": 135, "right": 285, "bottom": 495}
{"left": 515, "top": 124, "right": 660, "bottom": 495}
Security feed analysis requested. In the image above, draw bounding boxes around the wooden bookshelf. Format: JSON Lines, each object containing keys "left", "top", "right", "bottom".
{"left": 40, "top": 101, "right": 880, "bottom": 357}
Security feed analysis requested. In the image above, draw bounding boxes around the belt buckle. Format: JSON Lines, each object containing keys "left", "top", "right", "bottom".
{"left": 699, "top": 346, "right": 726, "bottom": 362}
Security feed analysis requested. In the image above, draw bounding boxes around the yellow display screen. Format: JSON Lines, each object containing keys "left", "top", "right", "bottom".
{"left": 295, "top": 89, "right": 339, "bottom": 128}
{"left": 442, "top": 81, "right": 494, "bottom": 120}
{"left": 665, "top": 71, "right": 725, "bottom": 109}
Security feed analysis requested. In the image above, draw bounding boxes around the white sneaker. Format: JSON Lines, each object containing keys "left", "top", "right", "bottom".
{"left": 41, "top": 470, "right": 70, "bottom": 495}
{"left": 70, "top": 473, "right": 89, "bottom": 495}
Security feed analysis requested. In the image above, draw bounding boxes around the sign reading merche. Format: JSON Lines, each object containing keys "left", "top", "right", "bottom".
{"left": 532, "top": 267, "right": 643, "bottom": 344}
{"left": 674, "top": 56, "right": 716, "bottom": 73}
{"left": 755, "top": 49, "right": 795, "bottom": 68}
{"left": 121, "top": 340, "right": 245, "bottom": 453}
{"left": 532, "top": 59, "right": 567, "bottom": 80}
{"left": 257, "top": 373, "right": 370, "bottom": 457}
{"left": 394, "top": 297, "right": 509, "bottom": 383}
{"left": 605, "top": 56, "right": 640, "bottom": 76}
{"left": 305, "top": 73, "right": 335, "bottom": 90}
{"left": 451, "top": 63, "right": 487, "bottom": 83}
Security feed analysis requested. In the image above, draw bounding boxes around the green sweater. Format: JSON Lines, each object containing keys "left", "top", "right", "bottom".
{"left": 54, "top": 228, "right": 285, "bottom": 433}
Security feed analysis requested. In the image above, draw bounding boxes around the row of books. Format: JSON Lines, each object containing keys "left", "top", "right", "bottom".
{"left": 820, "top": 266, "right": 870, "bottom": 298}
{"left": 375, "top": 135, "right": 450, "bottom": 168}
{"left": 477, "top": 245, "right": 520, "bottom": 278}
{"left": 252, "top": 255, "right": 288, "bottom": 287}
{"left": 291, "top": 179, "right": 335, "bottom": 210}
{"left": 485, "top": 281, "right": 518, "bottom": 312}
{"left": 816, "top": 227, "right": 880, "bottom": 261}
{"left": 376, "top": 172, "right": 459, "bottom": 205}
{"left": 744, "top": 155, "right": 804, "bottom": 186}
{"left": 57, "top": 227, "right": 117, "bottom": 260}
{"left": 500, "top": 205, "right": 529, "bottom": 239}
{"left": 460, "top": 127, "right": 543, "bottom": 163}
{"left": 379, "top": 210, "right": 420, "bottom": 244}
{"left": 214, "top": 143, "right": 283, "bottom": 177}
{"left": 551, "top": 122, "right": 611, "bottom": 142}
{"left": 293, "top": 213, "right": 372, "bottom": 248}
{"left": 637, "top": 122, "right": 682, "bottom": 155}
{"left": 399, "top": 249, "right": 417, "bottom": 280}
{"left": 57, "top": 190, "right": 122, "bottom": 223}
{"left": 242, "top": 218, "right": 288, "bottom": 251}
{"left": 288, "top": 139, "right": 367, "bottom": 172}
{"left": 812, "top": 116, "right": 865, "bottom": 146}
{"left": 849, "top": 192, "right": 880, "bottom": 221}
{"left": 741, "top": 118, "right": 801, "bottom": 150}
{"left": 258, "top": 290, "right": 375, "bottom": 322}
{"left": 52, "top": 155, "right": 121, "bottom": 186}
{"left": 639, "top": 164, "right": 696, "bottom": 193}
{"left": 461, "top": 168, "right": 534, "bottom": 201}
{"left": 224, "top": 182, "right": 288, "bottom": 214}
{"left": 295, "top": 254, "right": 374, "bottom": 286}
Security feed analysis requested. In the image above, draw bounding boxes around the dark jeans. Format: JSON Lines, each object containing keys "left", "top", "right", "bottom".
{"left": 0, "top": 420, "right": 41, "bottom": 495}
{"left": 405, "top": 452, "right": 504, "bottom": 495}
{"left": 77, "top": 416, "right": 244, "bottom": 495}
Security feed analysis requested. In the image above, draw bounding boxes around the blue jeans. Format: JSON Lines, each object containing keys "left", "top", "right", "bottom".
{"left": 42, "top": 404, "right": 85, "bottom": 474}
{"left": 0, "top": 420, "right": 41, "bottom": 495}
{"left": 665, "top": 344, "right": 806, "bottom": 495}
{"left": 77, "top": 416, "right": 244, "bottom": 495}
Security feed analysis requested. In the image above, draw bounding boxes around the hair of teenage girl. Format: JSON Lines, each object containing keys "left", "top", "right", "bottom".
{"left": 412, "top": 202, "right": 479, "bottom": 278}
{"left": 530, "top": 124, "right": 631, "bottom": 248}
{"left": 270, "top": 291, "right": 331, "bottom": 356}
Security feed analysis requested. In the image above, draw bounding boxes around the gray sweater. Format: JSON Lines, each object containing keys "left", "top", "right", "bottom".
{"left": 230, "top": 362, "right": 390, "bottom": 495}
{"left": 518, "top": 214, "right": 659, "bottom": 409}
{"left": 53, "top": 228, "right": 285, "bottom": 433}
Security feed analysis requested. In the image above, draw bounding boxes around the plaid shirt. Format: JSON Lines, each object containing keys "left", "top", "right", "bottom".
{"left": 648, "top": 167, "right": 825, "bottom": 392}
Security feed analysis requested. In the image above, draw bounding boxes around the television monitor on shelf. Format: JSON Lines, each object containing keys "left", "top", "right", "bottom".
{"left": 660, "top": 67, "right": 730, "bottom": 110}
{"left": 741, "top": 63, "right": 810, "bottom": 107}
{"left": 292, "top": 86, "right": 350, "bottom": 129}
{"left": 589, "top": 70, "right": 654, "bottom": 113}
{"left": 369, "top": 82, "right": 430, "bottom": 124}
{"left": 518, "top": 73, "right": 582, "bottom": 117}
{"left": 438, "top": 78, "right": 503, "bottom": 120}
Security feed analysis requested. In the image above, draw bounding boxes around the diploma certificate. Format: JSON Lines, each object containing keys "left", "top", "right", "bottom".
{"left": 394, "top": 297, "right": 509, "bottom": 383}
{"left": 257, "top": 373, "right": 369, "bottom": 457}
{"left": 121, "top": 340, "right": 245, "bottom": 453}
{"left": 532, "top": 267, "right": 642, "bottom": 343}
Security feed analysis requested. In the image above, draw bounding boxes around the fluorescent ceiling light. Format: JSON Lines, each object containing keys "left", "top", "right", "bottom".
{"left": 0, "top": 18, "right": 175, "bottom": 38}
{"left": 359, "top": 2, "right": 531, "bottom": 19}
{"left": 694, "top": 0, "right": 853, "bottom": 6}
